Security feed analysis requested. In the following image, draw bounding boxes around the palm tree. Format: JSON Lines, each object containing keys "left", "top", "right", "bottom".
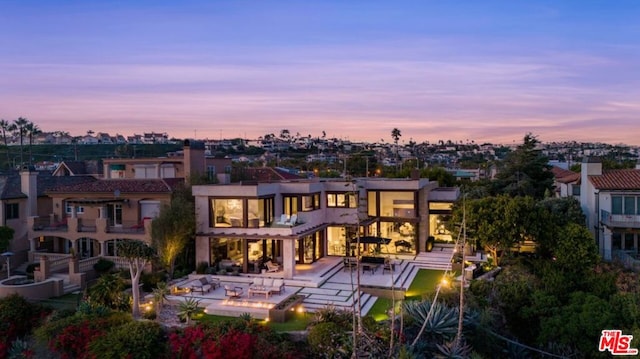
{"left": 13, "top": 117, "right": 29, "bottom": 168}
{"left": 0, "top": 119, "right": 14, "bottom": 169}
{"left": 391, "top": 128, "right": 401, "bottom": 171}
{"left": 25, "top": 122, "right": 41, "bottom": 167}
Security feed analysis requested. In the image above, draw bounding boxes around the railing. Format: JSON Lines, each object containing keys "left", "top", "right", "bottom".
{"left": 32, "top": 216, "right": 68, "bottom": 232}
{"left": 78, "top": 218, "right": 97, "bottom": 233}
{"left": 107, "top": 220, "right": 146, "bottom": 234}
{"left": 614, "top": 250, "right": 640, "bottom": 272}
{"left": 102, "top": 256, "right": 131, "bottom": 270}
{"left": 33, "top": 252, "right": 71, "bottom": 263}
{"left": 601, "top": 210, "right": 640, "bottom": 229}
{"left": 79, "top": 257, "right": 101, "bottom": 272}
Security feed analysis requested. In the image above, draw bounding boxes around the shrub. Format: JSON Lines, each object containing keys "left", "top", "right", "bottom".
{"left": 93, "top": 258, "right": 115, "bottom": 275}
{"left": 141, "top": 271, "right": 166, "bottom": 292}
{"left": 0, "top": 294, "right": 50, "bottom": 358}
{"left": 88, "top": 321, "right": 166, "bottom": 359}
{"left": 307, "top": 322, "right": 351, "bottom": 358}
{"left": 49, "top": 319, "right": 106, "bottom": 359}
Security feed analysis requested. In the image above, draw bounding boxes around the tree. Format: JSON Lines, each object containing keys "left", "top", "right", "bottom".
{"left": 449, "top": 195, "right": 539, "bottom": 265}
{"left": 151, "top": 185, "right": 195, "bottom": 278}
{"left": 0, "top": 226, "right": 14, "bottom": 252}
{"left": 391, "top": 128, "right": 401, "bottom": 171}
{"left": 116, "top": 240, "right": 156, "bottom": 318}
{"left": 12, "top": 117, "right": 29, "bottom": 168}
{"left": 0, "top": 119, "right": 15, "bottom": 169}
{"left": 494, "top": 133, "right": 554, "bottom": 199}
{"left": 24, "top": 122, "right": 41, "bottom": 167}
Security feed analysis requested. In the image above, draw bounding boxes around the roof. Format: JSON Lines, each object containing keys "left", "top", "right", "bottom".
{"left": 240, "top": 167, "right": 305, "bottom": 182}
{"left": 551, "top": 166, "right": 580, "bottom": 184}
{"left": 46, "top": 178, "right": 184, "bottom": 194}
{"left": 53, "top": 161, "right": 103, "bottom": 176}
{"left": 0, "top": 171, "right": 99, "bottom": 200}
{"left": 589, "top": 169, "right": 640, "bottom": 190}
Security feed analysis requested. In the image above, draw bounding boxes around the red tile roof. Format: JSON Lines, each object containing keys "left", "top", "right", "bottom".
{"left": 47, "top": 178, "right": 183, "bottom": 194}
{"left": 589, "top": 169, "right": 640, "bottom": 190}
{"left": 551, "top": 166, "right": 580, "bottom": 184}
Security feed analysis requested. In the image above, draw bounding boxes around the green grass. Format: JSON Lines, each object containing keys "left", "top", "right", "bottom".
{"left": 368, "top": 269, "right": 453, "bottom": 321}
{"left": 404, "top": 269, "right": 447, "bottom": 300}
{"left": 195, "top": 311, "right": 310, "bottom": 332}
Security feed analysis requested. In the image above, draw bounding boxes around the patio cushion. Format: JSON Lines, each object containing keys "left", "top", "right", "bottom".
{"left": 252, "top": 277, "right": 264, "bottom": 286}
{"left": 262, "top": 278, "right": 274, "bottom": 288}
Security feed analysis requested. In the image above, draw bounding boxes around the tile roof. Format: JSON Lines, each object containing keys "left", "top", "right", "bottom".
{"left": 589, "top": 169, "right": 640, "bottom": 190}
{"left": 47, "top": 178, "right": 183, "bottom": 194}
{"left": 551, "top": 166, "right": 580, "bottom": 184}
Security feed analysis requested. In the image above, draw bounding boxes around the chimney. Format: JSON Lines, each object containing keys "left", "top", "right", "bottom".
{"left": 20, "top": 168, "right": 38, "bottom": 217}
{"left": 582, "top": 156, "right": 602, "bottom": 176}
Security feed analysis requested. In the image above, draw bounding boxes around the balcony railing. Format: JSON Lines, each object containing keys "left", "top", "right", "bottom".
{"left": 614, "top": 250, "right": 640, "bottom": 272}
{"left": 601, "top": 210, "right": 640, "bottom": 229}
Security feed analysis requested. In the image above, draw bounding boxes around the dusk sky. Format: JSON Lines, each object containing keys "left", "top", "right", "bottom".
{"left": 1, "top": 1, "right": 639, "bottom": 145}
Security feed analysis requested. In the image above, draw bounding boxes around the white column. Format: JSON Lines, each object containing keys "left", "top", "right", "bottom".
{"left": 602, "top": 227, "right": 612, "bottom": 261}
{"left": 282, "top": 239, "right": 296, "bottom": 279}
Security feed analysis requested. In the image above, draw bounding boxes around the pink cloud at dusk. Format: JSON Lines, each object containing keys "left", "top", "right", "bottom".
{"left": 0, "top": 1, "right": 638, "bottom": 145}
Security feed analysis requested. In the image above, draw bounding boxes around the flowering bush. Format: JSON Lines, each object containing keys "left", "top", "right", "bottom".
{"left": 0, "top": 294, "right": 50, "bottom": 358}
{"left": 49, "top": 319, "right": 105, "bottom": 359}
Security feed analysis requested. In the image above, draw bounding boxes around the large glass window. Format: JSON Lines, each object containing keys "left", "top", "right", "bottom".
{"left": 302, "top": 193, "right": 320, "bottom": 211}
{"left": 380, "top": 221, "right": 416, "bottom": 254}
{"left": 379, "top": 191, "right": 415, "bottom": 217}
{"left": 367, "top": 192, "right": 377, "bottom": 216}
{"left": 283, "top": 196, "right": 298, "bottom": 216}
{"left": 213, "top": 199, "right": 244, "bottom": 227}
{"left": 327, "top": 192, "right": 357, "bottom": 208}
{"left": 612, "top": 196, "right": 639, "bottom": 215}
{"left": 212, "top": 197, "right": 274, "bottom": 228}
{"left": 327, "top": 226, "right": 348, "bottom": 256}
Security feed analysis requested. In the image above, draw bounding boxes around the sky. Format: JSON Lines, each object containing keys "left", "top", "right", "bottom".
{"left": 1, "top": 1, "right": 639, "bottom": 145}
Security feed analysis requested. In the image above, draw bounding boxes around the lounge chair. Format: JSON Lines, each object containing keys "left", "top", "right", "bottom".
{"left": 224, "top": 284, "right": 244, "bottom": 299}
{"left": 276, "top": 214, "right": 289, "bottom": 225}
{"left": 287, "top": 214, "right": 298, "bottom": 226}
{"left": 205, "top": 275, "right": 220, "bottom": 289}
{"left": 190, "top": 277, "right": 212, "bottom": 294}
{"left": 265, "top": 260, "right": 280, "bottom": 273}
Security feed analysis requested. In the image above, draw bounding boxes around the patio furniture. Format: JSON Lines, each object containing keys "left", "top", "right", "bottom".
{"left": 265, "top": 260, "right": 280, "bottom": 273}
{"left": 343, "top": 257, "right": 357, "bottom": 271}
{"left": 224, "top": 285, "right": 244, "bottom": 299}
{"left": 362, "top": 263, "right": 379, "bottom": 275}
{"left": 276, "top": 214, "right": 289, "bottom": 225}
{"left": 190, "top": 277, "right": 213, "bottom": 294}
{"left": 205, "top": 275, "right": 221, "bottom": 290}
{"left": 287, "top": 214, "right": 298, "bottom": 226}
{"left": 382, "top": 258, "right": 396, "bottom": 274}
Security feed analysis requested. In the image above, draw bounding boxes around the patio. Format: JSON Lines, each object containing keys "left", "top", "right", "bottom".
{"left": 166, "top": 255, "right": 417, "bottom": 319}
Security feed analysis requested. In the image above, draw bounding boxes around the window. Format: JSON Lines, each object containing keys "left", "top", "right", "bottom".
{"left": 612, "top": 195, "right": 639, "bottom": 215}
{"left": 65, "top": 204, "right": 84, "bottom": 214}
{"left": 302, "top": 193, "right": 320, "bottom": 211}
{"left": 327, "top": 192, "right": 356, "bottom": 208}
{"left": 207, "top": 165, "right": 216, "bottom": 181}
{"left": 4, "top": 203, "right": 18, "bottom": 220}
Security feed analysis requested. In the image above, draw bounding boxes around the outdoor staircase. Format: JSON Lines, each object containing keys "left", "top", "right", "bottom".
{"left": 412, "top": 245, "right": 455, "bottom": 271}
{"left": 297, "top": 259, "right": 420, "bottom": 316}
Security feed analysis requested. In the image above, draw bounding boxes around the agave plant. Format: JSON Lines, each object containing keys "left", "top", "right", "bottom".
{"left": 403, "top": 300, "right": 459, "bottom": 339}
{"left": 435, "top": 340, "right": 473, "bottom": 359}
{"left": 178, "top": 297, "right": 201, "bottom": 325}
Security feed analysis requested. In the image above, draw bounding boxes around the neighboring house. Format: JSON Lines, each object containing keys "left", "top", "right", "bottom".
{"left": 0, "top": 170, "right": 96, "bottom": 265}
{"left": 192, "top": 177, "right": 444, "bottom": 279}
{"left": 580, "top": 157, "right": 640, "bottom": 261}
{"left": 551, "top": 166, "right": 580, "bottom": 198}
{"left": 53, "top": 161, "right": 103, "bottom": 178}
{"left": 103, "top": 140, "right": 232, "bottom": 183}
{"left": 27, "top": 177, "right": 180, "bottom": 260}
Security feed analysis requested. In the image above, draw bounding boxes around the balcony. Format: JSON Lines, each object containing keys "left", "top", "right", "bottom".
{"left": 601, "top": 210, "right": 640, "bottom": 229}
{"left": 29, "top": 216, "right": 151, "bottom": 240}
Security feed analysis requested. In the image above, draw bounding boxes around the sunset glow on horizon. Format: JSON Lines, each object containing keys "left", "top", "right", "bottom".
{"left": 1, "top": 1, "right": 639, "bottom": 145}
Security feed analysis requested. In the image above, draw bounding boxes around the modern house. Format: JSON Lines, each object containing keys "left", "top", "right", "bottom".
{"left": 580, "top": 157, "right": 640, "bottom": 261}
{"left": 192, "top": 176, "right": 461, "bottom": 279}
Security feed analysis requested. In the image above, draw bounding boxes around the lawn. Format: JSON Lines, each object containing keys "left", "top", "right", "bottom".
{"left": 196, "top": 311, "right": 310, "bottom": 332}
{"left": 368, "top": 269, "right": 449, "bottom": 321}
